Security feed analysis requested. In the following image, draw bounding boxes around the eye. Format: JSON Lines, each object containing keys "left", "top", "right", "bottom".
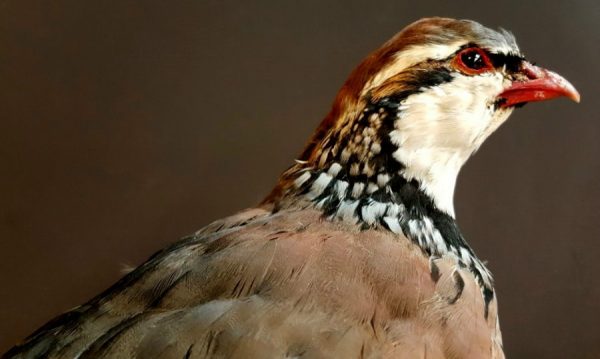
{"left": 454, "top": 47, "right": 493, "bottom": 75}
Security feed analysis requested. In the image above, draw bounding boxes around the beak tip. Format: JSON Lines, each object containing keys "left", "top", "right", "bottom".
{"left": 561, "top": 78, "right": 580, "bottom": 103}
{"left": 549, "top": 69, "right": 580, "bottom": 104}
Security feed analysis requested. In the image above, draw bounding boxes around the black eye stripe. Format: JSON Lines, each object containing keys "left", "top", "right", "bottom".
{"left": 487, "top": 52, "right": 524, "bottom": 72}
{"left": 449, "top": 44, "right": 524, "bottom": 73}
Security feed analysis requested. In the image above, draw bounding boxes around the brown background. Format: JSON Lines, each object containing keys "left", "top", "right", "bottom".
{"left": 1, "top": 1, "right": 599, "bottom": 357}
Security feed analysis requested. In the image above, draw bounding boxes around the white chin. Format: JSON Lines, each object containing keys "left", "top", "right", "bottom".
{"left": 390, "top": 73, "right": 513, "bottom": 216}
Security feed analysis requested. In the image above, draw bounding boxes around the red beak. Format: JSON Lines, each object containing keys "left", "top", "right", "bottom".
{"left": 499, "top": 62, "right": 580, "bottom": 108}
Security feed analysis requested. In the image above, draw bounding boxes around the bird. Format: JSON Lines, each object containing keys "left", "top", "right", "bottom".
{"left": 3, "top": 17, "right": 579, "bottom": 359}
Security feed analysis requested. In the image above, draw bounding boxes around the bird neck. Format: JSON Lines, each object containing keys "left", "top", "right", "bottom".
{"left": 279, "top": 164, "right": 470, "bottom": 261}
{"left": 264, "top": 109, "right": 497, "bottom": 315}
{"left": 268, "top": 91, "right": 475, "bottom": 261}
{"left": 264, "top": 81, "right": 499, "bottom": 314}
{"left": 270, "top": 164, "right": 495, "bottom": 316}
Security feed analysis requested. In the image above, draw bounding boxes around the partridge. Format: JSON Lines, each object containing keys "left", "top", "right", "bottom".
{"left": 3, "top": 17, "right": 579, "bottom": 359}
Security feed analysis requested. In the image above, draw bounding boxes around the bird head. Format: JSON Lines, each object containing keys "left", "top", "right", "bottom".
{"left": 272, "top": 17, "right": 579, "bottom": 219}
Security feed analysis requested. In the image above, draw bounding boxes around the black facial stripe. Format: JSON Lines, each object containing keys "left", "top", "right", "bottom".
{"left": 369, "top": 67, "right": 454, "bottom": 103}
{"left": 404, "top": 66, "right": 455, "bottom": 90}
{"left": 364, "top": 67, "right": 453, "bottom": 181}
{"left": 488, "top": 52, "right": 524, "bottom": 73}
{"left": 309, "top": 67, "right": 455, "bottom": 193}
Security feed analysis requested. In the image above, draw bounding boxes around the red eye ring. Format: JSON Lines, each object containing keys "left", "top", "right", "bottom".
{"left": 453, "top": 47, "right": 494, "bottom": 75}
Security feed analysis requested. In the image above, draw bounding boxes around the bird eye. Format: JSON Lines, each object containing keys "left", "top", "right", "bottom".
{"left": 454, "top": 48, "right": 493, "bottom": 74}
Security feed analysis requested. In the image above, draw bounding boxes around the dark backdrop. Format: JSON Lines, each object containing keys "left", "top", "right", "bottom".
{"left": 1, "top": 1, "right": 598, "bottom": 357}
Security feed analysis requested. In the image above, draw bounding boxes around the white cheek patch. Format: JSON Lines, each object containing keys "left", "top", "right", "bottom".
{"left": 390, "top": 72, "right": 513, "bottom": 216}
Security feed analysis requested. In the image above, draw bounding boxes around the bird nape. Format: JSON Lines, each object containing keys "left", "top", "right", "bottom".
{"left": 4, "top": 17, "right": 579, "bottom": 359}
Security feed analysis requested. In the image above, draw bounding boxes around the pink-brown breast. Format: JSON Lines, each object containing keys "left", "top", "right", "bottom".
{"left": 6, "top": 206, "right": 503, "bottom": 359}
